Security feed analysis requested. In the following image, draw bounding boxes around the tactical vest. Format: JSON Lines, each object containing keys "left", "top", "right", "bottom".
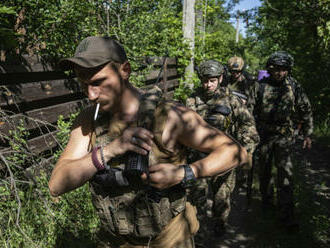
{"left": 186, "top": 88, "right": 234, "bottom": 134}
{"left": 89, "top": 87, "right": 191, "bottom": 246}
{"left": 256, "top": 77, "right": 296, "bottom": 137}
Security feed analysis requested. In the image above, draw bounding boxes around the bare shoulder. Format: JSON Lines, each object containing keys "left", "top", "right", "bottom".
{"left": 162, "top": 100, "right": 235, "bottom": 155}
{"left": 59, "top": 105, "right": 95, "bottom": 160}
{"left": 71, "top": 105, "right": 95, "bottom": 134}
{"left": 164, "top": 101, "right": 204, "bottom": 129}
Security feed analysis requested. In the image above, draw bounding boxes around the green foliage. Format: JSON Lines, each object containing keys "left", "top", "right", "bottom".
{"left": 173, "top": 72, "right": 200, "bottom": 102}
{"left": 194, "top": 0, "right": 237, "bottom": 65}
{"left": 6, "top": 119, "right": 30, "bottom": 172}
{"left": 313, "top": 110, "right": 330, "bottom": 145}
{"left": 54, "top": 113, "right": 79, "bottom": 159}
{"left": 0, "top": 5, "right": 19, "bottom": 49}
{"left": 248, "top": 0, "right": 330, "bottom": 124}
{"left": 0, "top": 177, "right": 98, "bottom": 248}
{"left": 1, "top": 0, "right": 103, "bottom": 64}
{"left": 0, "top": 112, "right": 99, "bottom": 248}
{"left": 104, "top": 0, "right": 191, "bottom": 85}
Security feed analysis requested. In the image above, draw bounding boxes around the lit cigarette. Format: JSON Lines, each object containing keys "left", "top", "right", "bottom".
{"left": 94, "top": 103, "right": 100, "bottom": 121}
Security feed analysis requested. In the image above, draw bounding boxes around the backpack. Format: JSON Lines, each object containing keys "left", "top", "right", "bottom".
{"left": 257, "top": 76, "right": 297, "bottom": 103}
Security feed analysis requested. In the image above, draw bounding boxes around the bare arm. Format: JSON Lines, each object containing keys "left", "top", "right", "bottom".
{"left": 49, "top": 108, "right": 153, "bottom": 197}
{"left": 49, "top": 108, "right": 98, "bottom": 196}
{"left": 148, "top": 104, "right": 248, "bottom": 189}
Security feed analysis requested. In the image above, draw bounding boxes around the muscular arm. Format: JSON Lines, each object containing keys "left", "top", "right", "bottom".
{"left": 48, "top": 108, "right": 97, "bottom": 196}
{"left": 173, "top": 106, "right": 247, "bottom": 177}
{"left": 148, "top": 104, "right": 248, "bottom": 189}
{"left": 49, "top": 106, "right": 153, "bottom": 197}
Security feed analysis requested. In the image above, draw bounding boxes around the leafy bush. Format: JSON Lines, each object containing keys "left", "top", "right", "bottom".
{"left": 0, "top": 113, "right": 99, "bottom": 248}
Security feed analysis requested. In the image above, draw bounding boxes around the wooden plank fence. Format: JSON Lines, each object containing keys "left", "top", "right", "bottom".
{"left": 0, "top": 54, "right": 180, "bottom": 177}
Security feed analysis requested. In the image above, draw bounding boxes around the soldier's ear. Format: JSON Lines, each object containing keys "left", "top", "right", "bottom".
{"left": 219, "top": 75, "right": 223, "bottom": 84}
{"left": 119, "top": 61, "right": 131, "bottom": 80}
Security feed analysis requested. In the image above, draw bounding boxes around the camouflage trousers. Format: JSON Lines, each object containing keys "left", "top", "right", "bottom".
{"left": 256, "top": 135, "right": 295, "bottom": 219}
{"left": 190, "top": 170, "right": 236, "bottom": 241}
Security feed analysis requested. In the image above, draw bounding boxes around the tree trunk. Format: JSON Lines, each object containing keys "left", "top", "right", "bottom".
{"left": 183, "top": 0, "right": 195, "bottom": 89}
{"left": 196, "top": 0, "right": 206, "bottom": 52}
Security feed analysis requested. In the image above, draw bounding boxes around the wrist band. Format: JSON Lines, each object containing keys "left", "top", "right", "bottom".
{"left": 180, "top": 164, "right": 196, "bottom": 189}
{"left": 92, "top": 146, "right": 105, "bottom": 171}
{"left": 100, "top": 146, "right": 109, "bottom": 169}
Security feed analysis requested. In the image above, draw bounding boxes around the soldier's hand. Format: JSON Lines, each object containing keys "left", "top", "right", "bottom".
{"left": 144, "top": 163, "right": 184, "bottom": 190}
{"left": 303, "top": 136, "right": 312, "bottom": 149}
{"left": 105, "top": 127, "right": 153, "bottom": 158}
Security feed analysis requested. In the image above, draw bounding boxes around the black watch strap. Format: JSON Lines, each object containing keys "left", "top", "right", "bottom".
{"left": 180, "top": 164, "right": 196, "bottom": 188}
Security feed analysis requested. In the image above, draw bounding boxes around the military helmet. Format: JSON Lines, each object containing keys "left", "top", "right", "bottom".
{"left": 227, "top": 56, "right": 244, "bottom": 71}
{"left": 266, "top": 51, "right": 294, "bottom": 69}
{"left": 197, "top": 60, "right": 224, "bottom": 79}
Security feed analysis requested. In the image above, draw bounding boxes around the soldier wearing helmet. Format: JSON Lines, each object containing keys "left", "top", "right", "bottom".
{"left": 226, "top": 56, "right": 256, "bottom": 108}
{"left": 196, "top": 59, "right": 224, "bottom": 95}
{"left": 266, "top": 51, "right": 294, "bottom": 81}
{"left": 186, "top": 60, "right": 259, "bottom": 241}
{"left": 250, "top": 51, "right": 313, "bottom": 231}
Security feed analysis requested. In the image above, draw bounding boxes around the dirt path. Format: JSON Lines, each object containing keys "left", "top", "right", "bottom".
{"left": 201, "top": 138, "right": 330, "bottom": 248}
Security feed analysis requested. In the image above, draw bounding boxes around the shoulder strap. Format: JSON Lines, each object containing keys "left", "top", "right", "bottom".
{"left": 257, "top": 81, "right": 266, "bottom": 101}
{"left": 287, "top": 76, "right": 297, "bottom": 99}
{"left": 137, "top": 86, "right": 164, "bottom": 130}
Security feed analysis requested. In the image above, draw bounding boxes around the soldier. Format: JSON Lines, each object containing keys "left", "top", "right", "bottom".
{"left": 250, "top": 51, "right": 313, "bottom": 230}
{"left": 186, "top": 60, "right": 259, "bottom": 237}
{"left": 48, "top": 37, "right": 248, "bottom": 248}
{"left": 226, "top": 56, "right": 257, "bottom": 110}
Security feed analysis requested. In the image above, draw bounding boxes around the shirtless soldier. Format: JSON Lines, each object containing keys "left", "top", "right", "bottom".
{"left": 48, "top": 36, "right": 247, "bottom": 248}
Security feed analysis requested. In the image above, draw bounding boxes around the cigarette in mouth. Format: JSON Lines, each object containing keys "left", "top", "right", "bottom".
{"left": 94, "top": 103, "right": 100, "bottom": 121}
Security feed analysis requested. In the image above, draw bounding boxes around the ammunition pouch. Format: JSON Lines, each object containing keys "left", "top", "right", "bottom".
{"left": 93, "top": 168, "right": 129, "bottom": 188}
{"left": 206, "top": 104, "right": 231, "bottom": 129}
{"left": 211, "top": 104, "right": 231, "bottom": 116}
{"left": 124, "top": 152, "right": 149, "bottom": 188}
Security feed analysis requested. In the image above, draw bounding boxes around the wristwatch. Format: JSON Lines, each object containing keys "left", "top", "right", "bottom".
{"left": 180, "top": 164, "right": 197, "bottom": 188}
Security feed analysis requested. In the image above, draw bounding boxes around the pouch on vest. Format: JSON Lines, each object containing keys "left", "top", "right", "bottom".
{"left": 124, "top": 151, "right": 149, "bottom": 188}
{"left": 211, "top": 104, "right": 231, "bottom": 116}
{"left": 206, "top": 104, "right": 231, "bottom": 127}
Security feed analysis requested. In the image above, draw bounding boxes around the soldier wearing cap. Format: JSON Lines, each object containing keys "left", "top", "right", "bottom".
{"left": 226, "top": 56, "right": 257, "bottom": 111}
{"left": 48, "top": 37, "right": 248, "bottom": 248}
{"left": 250, "top": 51, "right": 313, "bottom": 231}
{"left": 186, "top": 60, "right": 259, "bottom": 238}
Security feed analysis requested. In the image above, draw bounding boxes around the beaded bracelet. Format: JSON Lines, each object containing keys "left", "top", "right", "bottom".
{"left": 99, "top": 146, "right": 109, "bottom": 170}
{"left": 92, "top": 146, "right": 105, "bottom": 171}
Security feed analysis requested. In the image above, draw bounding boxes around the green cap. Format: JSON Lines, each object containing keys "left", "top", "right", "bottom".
{"left": 59, "top": 36, "right": 127, "bottom": 70}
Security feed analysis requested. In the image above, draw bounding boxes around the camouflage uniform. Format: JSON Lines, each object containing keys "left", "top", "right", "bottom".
{"left": 226, "top": 56, "right": 258, "bottom": 112}
{"left": 250, "top": 51, "right": 313, "bottom": 225}
{"left": 187, "top": 86, "right": 259, "bottom": 234}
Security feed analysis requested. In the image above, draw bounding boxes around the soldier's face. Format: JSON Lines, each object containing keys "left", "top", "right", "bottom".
{"left": 76, "top": 63, "right": 124, "bottom": 113}
{"left": 268, "top": 66, "right": 288, "bottom": 82}
{"left": 230, "top": 70, "right": 242, "bottom": 80}
{"left": 202, "top": 76, "right": 221, "bottom": 92}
